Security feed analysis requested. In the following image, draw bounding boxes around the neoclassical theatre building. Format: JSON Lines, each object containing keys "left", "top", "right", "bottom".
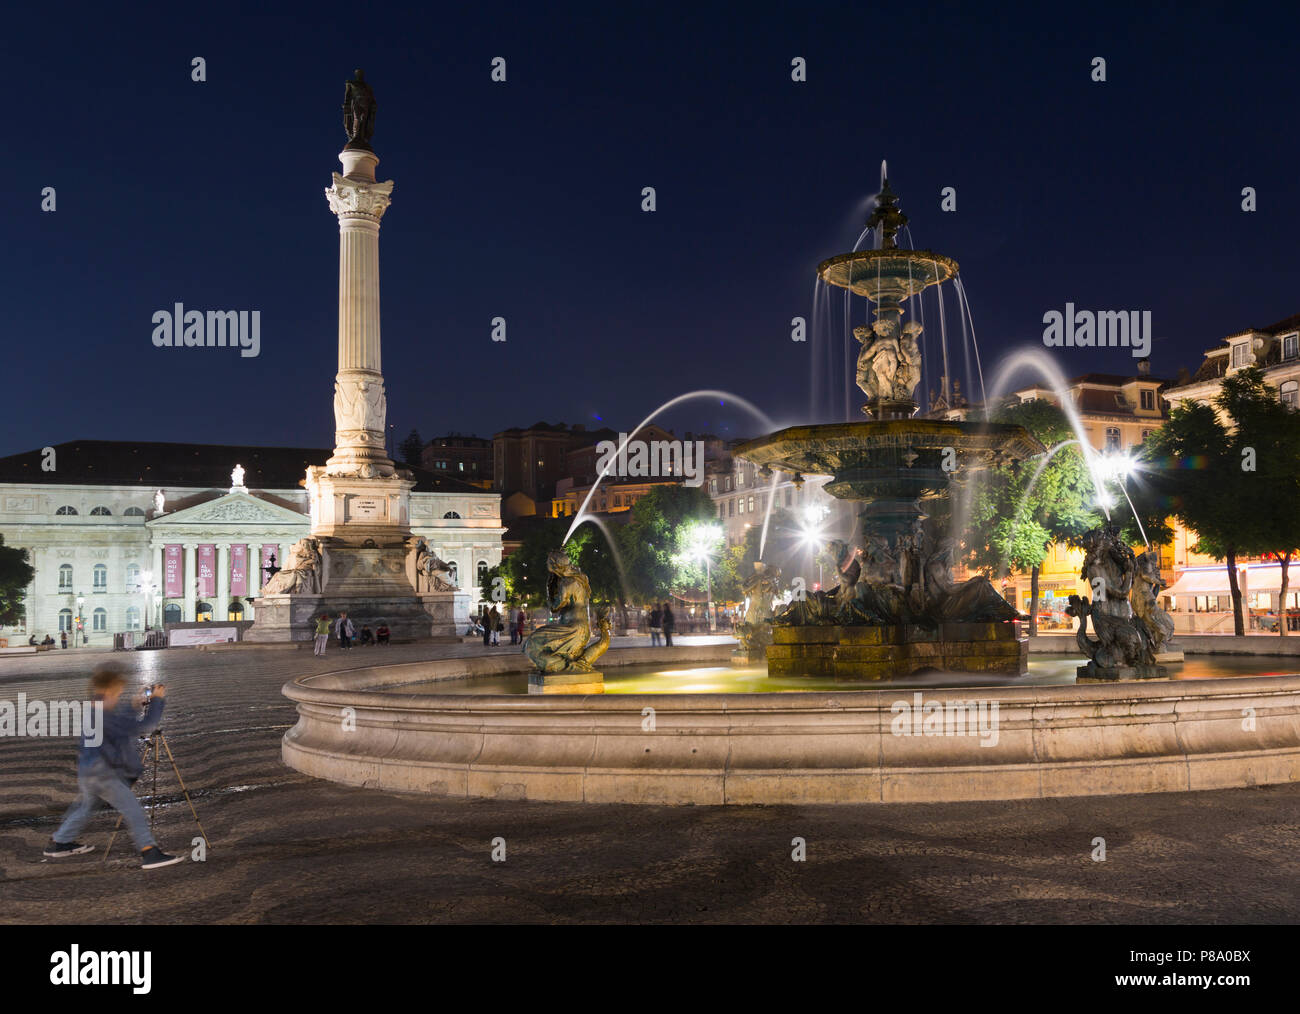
{"left": 0, "top": 440, "right": 503, "bottom": 644}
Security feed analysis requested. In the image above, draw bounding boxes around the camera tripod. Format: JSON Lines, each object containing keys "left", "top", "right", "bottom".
{"left": 103, "top": 728, "right": 211, "bottom": 861}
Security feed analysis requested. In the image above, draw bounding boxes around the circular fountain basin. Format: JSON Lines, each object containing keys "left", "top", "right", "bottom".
{"left": 282, "top": 646, "right": 1300, "bottom": 805}
{"left": 818, "top": 248, "right": 959, "bottom": 298}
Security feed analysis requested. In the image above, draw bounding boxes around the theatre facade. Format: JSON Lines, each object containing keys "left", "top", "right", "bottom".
{"left": 0, "top": 440, "right": 504, "bottom": 644}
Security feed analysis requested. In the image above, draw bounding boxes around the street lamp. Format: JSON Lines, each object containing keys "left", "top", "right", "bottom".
{"left": 76, "top": 593, "right": 85, "bottom": 646}
{"left": 686, "top": 523, "right": 723, "bottom": 633}
{"left": 801, "top": 503, "right": 830, "bottom": 587}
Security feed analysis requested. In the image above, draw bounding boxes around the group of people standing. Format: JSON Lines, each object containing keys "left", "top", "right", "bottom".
{"left": 473, "top": 605, "right": 528, "bottom": 648}
{"left": 312, "top": 612, "right": 389, "bottom": 656}
{"left": 646, "top": 602, "right": 676, "bottom": 647}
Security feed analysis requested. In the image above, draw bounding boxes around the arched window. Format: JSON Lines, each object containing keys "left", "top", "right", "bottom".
{"left": 228, "top": 601, "right": 244, "bottom": 620}
{"left": 56, "top": 505, "right": 78, "bottom": 516}
{"left": 1281, "top": 381, "right": 1299, "bottom": 409}
{"left": 443, "top": 511, "right": 461, "bottom": 519}
{"left": 90, "top": 506, "right": 112, "bottom": 516}
{"left": 125, "top": 606, "right": 141, "bottom": 631}
{"left": 58, "top": 608, "right": 73, "bottom": 631}
{"left": 92, "top": 608, "right": 107, "bottom": 632}
{"left": 163, "top": 603, "right": 181, "bottom": 624}
{"left": 125, "top": 563, "right": 141, "bottom": 591}
{"left": 195, "top": 602, "right": 213, "bottom": 621}
{"left": 477, "top": 561, "right": 489, "bottom": 585}
{"left": 1105, "top": 427, "right": 1122, "bottom": 451}
{"left": 124, "top": 506, "right": 145, "bottom": 517}
{"left": 93, "top": 564, "right": 108, "bottom": 592}
{"left": 58, "top": 563, "right": 74, "bottom": 590}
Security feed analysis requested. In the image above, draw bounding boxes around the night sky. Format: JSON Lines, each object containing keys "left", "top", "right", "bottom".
{"left": 5, "top": 1, "right": 1297, "bottom": 457}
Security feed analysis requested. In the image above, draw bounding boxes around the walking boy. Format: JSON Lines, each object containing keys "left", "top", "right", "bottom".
{"left": 335, "top": 611, "right": 355, "bottom": 649}
{"left": 44, "top": 665, "right": 186, "bottom": 869}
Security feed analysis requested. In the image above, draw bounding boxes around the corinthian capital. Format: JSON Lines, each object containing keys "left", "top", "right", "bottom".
{"left": 325, "top": 174, "right": 395, "bottom": 220}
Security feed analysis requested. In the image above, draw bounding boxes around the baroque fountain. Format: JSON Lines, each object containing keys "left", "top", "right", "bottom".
{"left": 736, "top": 178, "right": 1042, "bottom": 680}
{"left": 281, "top": 86, "right": 1300, "bottom": 804}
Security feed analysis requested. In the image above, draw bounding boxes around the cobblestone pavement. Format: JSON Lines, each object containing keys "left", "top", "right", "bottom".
{"left": 1, "top": 644, "right": 1297, "bottom": 924}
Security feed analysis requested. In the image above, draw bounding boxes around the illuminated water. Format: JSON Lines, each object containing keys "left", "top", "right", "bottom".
{"left": 389, "top": 656, "right": 1299, "bottom": 696}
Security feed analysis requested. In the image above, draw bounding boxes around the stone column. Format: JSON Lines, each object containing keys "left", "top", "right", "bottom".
{"left": 324, "top": 149, "right": 395, "bottom": 478}
{"left": 216, "top": 543, "right": 229, "bottom": 620}
{"left": 183, "top": 544, "right": 196, "bottom": 621}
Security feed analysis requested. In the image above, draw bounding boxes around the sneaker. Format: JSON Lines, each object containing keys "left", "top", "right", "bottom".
{"left": 140, "top": 846, "right": 185, "bottom": 869}
{"left": 44, "top": 840, "right": 94, "bottom": 858}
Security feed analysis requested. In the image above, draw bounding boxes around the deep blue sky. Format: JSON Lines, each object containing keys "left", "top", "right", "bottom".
{"left": 5, "top": 1, "right": 1296, "bottom": 456}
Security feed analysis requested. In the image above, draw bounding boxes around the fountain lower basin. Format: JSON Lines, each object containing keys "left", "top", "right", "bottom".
{"left": 281, "top": 646, "right": 1300, "bottom": 805}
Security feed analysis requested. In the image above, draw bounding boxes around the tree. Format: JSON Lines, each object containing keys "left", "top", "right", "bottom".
{"left": 0, "top": 535, "right": 35, "bottom": 628}
{"left": 620, "top": 485, "right": 720, "bottom": 602}
{"left": 967, "top": 399, "right": 1101, "bottom": 634}
{"left": 489, "top": 519, "right": 569, "bottom": 607}
{"left": 1140, "top": 367, "right": 1300, "bottom": 636}
{"left": 399, "top": 429, "right": 424, "bottom": 469}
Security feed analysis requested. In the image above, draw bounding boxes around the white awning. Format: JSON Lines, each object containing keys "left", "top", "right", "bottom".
{"left": 1165, "top": 565, "right": 1290, "bottom": 597}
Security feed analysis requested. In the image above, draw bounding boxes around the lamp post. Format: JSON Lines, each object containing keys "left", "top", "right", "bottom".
{"left": 687, "top": 523, "right": 723, "bottom": 633}
{"left": 76, "top": 593, "right": 85, "bottom": 646}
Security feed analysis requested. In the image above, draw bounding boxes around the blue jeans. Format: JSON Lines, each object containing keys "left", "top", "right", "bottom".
{"left": 55, "top": 758, "right": 156, "bottom": 851}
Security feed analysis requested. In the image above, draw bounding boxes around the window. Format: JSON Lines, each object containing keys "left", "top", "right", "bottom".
{"left": 228, "top": 601, "right": 244, "bottom": 620}
{"left": 748, "top": 495, "right": 755, "bottom": 513}
{"left": 446, "top": 562, "right": 458, "bottom": 585}
{"left": 195, "top": 602, "right": 213, "bottom": 621}
{"left": 124, "top": 506, "right": 145, "bottom": 517}
{"left": 737, "top": 497, "right": 745, "bottom": 515}
{"left": 1105, "top": 428, "right": 1122, "bottom": 451}
{"left": 1231, "top": 342, "right": 1250, "bottom": 368}
{"left": 56, "top": 505, "right": 78, "bottom": 516}
{"left": 58, "top": 608, "right": 73, "bottom": 632}
{"left": 1282, "top": 381, "right": 1299, "bottom": 410}
{"left": 1141, "top": 429, "right": 1154, "bottom": 442}
{"left": 90, "top": 506, "right": 111, "bottom": 516}
{"left": 735, "top": 470, "right": 744, "bottom": 488}
{"left": 723, "top": 476, "right": 731, "bottom": 492}
{"left": 709, "top": 479, "right": 717, "bottom": 495}
{"left": 443, "top": 511, "right": 461, "bottom": 519}
{"left": 728, "top": 499, "right": 735, "bottom": 517}
{"left": 477, "top": 561, "right": 489, "bottom": 585}
{"left": 163, "top": 603, "right": 181, "bottom": 624}
{"left": 125, "top": 563, "right": 140, "bottom": 591}
{"left": 93, "top": 564, "right": 107, "bottom": 592}
{"left": 1283, "top": 334, "right": 1298, "bottom": 360}
{"left": 717, "top": 503, "right": 723, "bottom": 518}
{"left": 125, "top": 607, "right": 141, "bottom": 631}
{"left": 1140, "top": 389, "right": 1155, "bottom": 410}
{"left": 59, "top": 564, "right": 74, "bottom": 590}
{"left": 92, "top": 608, "right": 107, "bottom": 632}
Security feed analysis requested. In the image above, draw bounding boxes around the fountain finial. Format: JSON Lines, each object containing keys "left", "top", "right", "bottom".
{"left": 866, "top": 177, "right": 908, "bottom": 250}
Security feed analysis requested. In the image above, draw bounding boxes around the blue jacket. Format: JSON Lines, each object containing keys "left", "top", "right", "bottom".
{"left": 79, "top": 695, "right": 165, "bottom": 778}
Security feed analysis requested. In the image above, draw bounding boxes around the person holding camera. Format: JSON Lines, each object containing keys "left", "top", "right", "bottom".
{"left": 43, "top": 665, "right": 186, "bottom": 869}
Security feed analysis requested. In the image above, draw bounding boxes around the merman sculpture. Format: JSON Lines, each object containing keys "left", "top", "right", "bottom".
{"left": 1066, "top": 527, "right": 1167, "bottom": 680}
{"left": 1130, "top": 548, "right": 1183, "bottom": 662}
{"left": 524, "top": 550, "right": 611, "bottom": 693}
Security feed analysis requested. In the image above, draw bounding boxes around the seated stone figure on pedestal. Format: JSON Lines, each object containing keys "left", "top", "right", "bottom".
{"left": 411, "top": 538, "right": 457, "bottom": 593}
{"left": 262, "top": 538, "right": 322, "bottom": 595}
{"left": 523, "top": 551, "right": 611, "bottom": 691}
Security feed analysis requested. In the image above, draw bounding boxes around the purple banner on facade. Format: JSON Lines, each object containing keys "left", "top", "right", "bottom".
{"left": 198, "top": 544, "right": 215, "bottom": 598}
{"left": 164, "top": 545, "right": 182, "bottom": 598}
{"left": 230, "top": 544, "right": 247, "bottom": 597}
